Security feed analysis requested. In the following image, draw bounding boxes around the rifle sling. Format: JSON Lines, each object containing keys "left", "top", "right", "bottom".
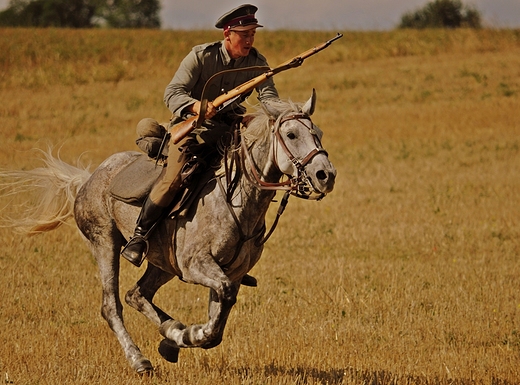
{"left": 196, "top": 65, "right": 271, "bottom": 128}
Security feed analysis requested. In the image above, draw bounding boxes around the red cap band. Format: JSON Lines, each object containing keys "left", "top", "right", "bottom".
{"left": 223, "top": 15, "right": 257, "bottom": 31}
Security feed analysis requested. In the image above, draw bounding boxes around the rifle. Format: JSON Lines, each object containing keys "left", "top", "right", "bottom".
{"left": 170, "top": 33, "right": 344, "bottom": 144}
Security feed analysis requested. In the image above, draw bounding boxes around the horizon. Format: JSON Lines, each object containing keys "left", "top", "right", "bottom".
{"left": 0, "top": 0, "right": 518, "bottom": 30}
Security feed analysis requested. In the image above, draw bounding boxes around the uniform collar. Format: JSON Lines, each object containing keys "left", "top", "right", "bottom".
{"left": 220, "top": 40, "right": 234, "bottom": 65}
{"left": 220, "top": 40, "right": 248, "bottom": 66}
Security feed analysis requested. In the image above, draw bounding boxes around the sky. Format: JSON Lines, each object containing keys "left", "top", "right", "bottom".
{"left": 0, "top": 0, "right": 518, "bottom": 30}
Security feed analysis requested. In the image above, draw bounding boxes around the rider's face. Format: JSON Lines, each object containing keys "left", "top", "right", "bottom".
{"left": 224, "top": 29, "right": 256, "bottom": 59}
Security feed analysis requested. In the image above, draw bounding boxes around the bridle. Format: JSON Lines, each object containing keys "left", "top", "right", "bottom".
{"left": 241, "top": 112, "right": 329, "bottom": 200}
{"left": 218, "top": 112, "right": 331, "bottom": 268}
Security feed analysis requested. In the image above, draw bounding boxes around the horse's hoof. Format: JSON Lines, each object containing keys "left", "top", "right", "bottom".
{"left": 158, "top": 339, "right": 180, "bottom": 363}
{"left": 132, "top": 357, "right": 154, "bottom": 374}
{"left": 241, "top": 274, "right": 257, "bottom": 287}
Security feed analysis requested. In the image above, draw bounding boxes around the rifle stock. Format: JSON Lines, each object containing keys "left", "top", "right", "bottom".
{"left": 171, "top": 33, "right": 343, "bottom": 144}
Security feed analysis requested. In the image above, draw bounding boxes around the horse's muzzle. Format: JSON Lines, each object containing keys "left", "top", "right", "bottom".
{"left": 307, "top": 155, "right": 336, "bottom": 195}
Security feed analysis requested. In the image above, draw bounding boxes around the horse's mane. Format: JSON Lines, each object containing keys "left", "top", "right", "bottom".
{"left": 241, "top": 99, "right": 303, "bottom": 146}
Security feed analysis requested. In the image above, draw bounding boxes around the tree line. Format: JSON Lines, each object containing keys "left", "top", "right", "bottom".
{"left": 0, "top": 0, "right": 481, "bottom": 29}
{"left": 0, "top": 0, "right": 160, "bottom": 28}
{"left": 399, "top": 0, "right": 481, "bottom": 29}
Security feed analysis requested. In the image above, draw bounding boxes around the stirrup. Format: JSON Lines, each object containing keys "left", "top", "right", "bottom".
{"left": 121, "top": 236, "right": 149, "bottom": 267}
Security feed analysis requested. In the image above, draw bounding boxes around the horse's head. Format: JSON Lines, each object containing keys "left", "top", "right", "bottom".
{"left": 266, "top": 90, "right": 336, "bottom": 198}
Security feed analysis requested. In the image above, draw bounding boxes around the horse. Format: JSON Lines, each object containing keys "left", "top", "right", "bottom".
{"left": 0, "top": 91, "right": 336, "bottom": 373}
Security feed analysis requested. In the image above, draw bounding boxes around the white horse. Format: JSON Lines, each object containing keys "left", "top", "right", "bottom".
{"left": 0, "top": 92, "right": 336, "bottom": 373}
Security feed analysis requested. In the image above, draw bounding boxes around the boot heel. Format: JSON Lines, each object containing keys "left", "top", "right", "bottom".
{"left": 121, "top": 236, "right": 148, "bottom": 267}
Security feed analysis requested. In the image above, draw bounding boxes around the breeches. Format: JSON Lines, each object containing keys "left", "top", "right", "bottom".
{"left": 147, "top": 117, "right": 232, "bottom": 207}
{"left": 148, "top": 136, "right": 188, "bottom": 207}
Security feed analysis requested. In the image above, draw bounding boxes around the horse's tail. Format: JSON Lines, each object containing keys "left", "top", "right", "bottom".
{"left": 0, "top": 148, "right": 92, "bottom": 234}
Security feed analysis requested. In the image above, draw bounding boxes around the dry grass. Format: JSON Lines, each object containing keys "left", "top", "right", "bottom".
{"left": 0, "top": 28, "right": 519, "bottom": 384}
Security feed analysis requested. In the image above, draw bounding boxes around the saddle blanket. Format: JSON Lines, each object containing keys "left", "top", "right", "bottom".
{"left": 109, "top": 154, "right": 163, "bottom": 205}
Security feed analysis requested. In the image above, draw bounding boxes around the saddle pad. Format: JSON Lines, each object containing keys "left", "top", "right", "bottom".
{"left": 109, "top": 154, "right": 163, "bottom": 205}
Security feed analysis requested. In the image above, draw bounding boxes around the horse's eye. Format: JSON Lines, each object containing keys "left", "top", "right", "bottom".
{"left": 287, "top": 132, "right": 296, "bottom": 140}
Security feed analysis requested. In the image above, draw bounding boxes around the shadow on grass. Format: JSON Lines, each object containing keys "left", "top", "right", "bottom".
{"left": 238, "top": 363, "right": 515, "bottom": 385}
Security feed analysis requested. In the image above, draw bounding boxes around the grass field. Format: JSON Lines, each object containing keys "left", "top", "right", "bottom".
{"left": 0, "top": 28, "right": 519, "bottom": 384}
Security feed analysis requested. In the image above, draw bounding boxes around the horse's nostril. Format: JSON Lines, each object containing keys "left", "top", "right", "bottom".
{"left": 316, "top": 170, "right": 327, "bottom": 181}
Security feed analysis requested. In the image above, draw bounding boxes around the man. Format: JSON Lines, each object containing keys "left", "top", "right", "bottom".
{"left": 121, "top": 4, "right": 279, "bottom": 269}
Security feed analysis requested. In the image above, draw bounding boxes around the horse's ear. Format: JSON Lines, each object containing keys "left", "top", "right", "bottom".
{"left": 302, "top": 89, "right": 317, "bottom": 116}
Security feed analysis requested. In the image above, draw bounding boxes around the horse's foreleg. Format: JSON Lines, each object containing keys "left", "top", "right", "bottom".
{"left": 159, "top": 260, "right": 240, "bottom": 349}
{"left": 160, "top": 285, "right": 239, "bottom": 349}
{"left": 202, "top": 286, "right": 239, "bottom": 349}
{"left": 94, "top": 244, "right": 153, "bottom": 373}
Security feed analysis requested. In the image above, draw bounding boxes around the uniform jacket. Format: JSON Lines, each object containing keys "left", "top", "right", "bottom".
{"left": 164, "top": 40, "right": 279, "bottom": 119}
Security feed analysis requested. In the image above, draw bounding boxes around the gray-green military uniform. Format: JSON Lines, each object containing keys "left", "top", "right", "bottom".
{"left": 147, "top": 38, "right": 279, "bottom": 208}
{"left": 164, "top": 40, "right": 278, "bottom": 146}
{"left": 121, "top": 4, "right": 278, "bottom": 273}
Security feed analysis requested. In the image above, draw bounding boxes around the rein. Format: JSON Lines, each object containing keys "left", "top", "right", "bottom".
{"left": 218, "top": 113, "right": 328, "bottom": 270}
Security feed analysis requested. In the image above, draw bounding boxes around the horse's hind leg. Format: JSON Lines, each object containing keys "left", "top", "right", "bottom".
{"left": 125, "top": 263, "right": 182, "bottom": 363}
{"left": 125, "top": 263, "right": 175, "bottom": 326}
{"left": 93, "top": 242, "right": 154, "bottom": 373}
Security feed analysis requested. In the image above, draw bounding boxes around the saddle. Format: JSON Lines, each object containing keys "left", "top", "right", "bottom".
{"left": 109, "top": 153, "right": 212, "bottom": 218}
{"left": 109, "top": 116, "right": 240, "bottom": 216}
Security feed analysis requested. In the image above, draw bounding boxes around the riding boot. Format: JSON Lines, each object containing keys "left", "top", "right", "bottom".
{"left": 121, "top": 197, "right": 165, "bottom": 267}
